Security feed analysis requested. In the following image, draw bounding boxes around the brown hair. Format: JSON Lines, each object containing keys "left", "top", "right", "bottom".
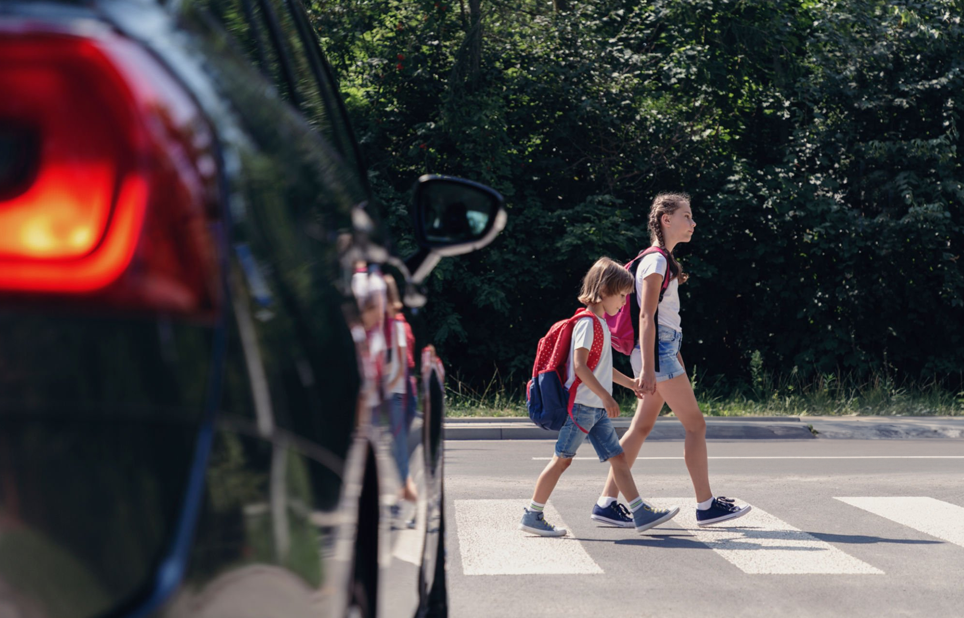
{"left": 578, "top": 257, "right": 635, "bottom": 305}
{"left": 648, "top": 192, "right": 690, "bottom": 284}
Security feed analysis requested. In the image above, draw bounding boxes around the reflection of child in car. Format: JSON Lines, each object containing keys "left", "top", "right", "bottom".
{"left": 384, "top": 274, "right": 418, "bottom": 528}
{"left": 351, "top": 262, "right": 386, "bottom": 412}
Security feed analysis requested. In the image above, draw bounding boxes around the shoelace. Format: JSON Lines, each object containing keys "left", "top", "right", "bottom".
{"left": 614, "top": 503, "right": 633, "bottom": 520}
{"left": 535, "top": 511, "right": 557, "bottom": 529}
{"left": 715, "top": 497, "right": 739, "bottom": 512}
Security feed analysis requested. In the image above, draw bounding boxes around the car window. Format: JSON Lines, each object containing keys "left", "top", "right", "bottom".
{"left": 196, "top": 0, "right": 362, "bottom": 178}
{"left": 195, "top": 0, "right": 292, "bottom": 103}
{"left": 263, "top": 0, "right": 364, "bottom": 178}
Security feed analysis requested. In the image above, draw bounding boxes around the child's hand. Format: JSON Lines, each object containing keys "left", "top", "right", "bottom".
{"left": 637, "top": 371, "right": 657, "bottom": 396}
{"left": 603, "top": 394, "right": 620, "bottom": 418}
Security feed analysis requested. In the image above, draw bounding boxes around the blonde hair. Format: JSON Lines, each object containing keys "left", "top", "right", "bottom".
{"left": 578, "top": 257, "right": 634, "bottom": 305}
{"left": 647, "top": 191, "right": 690, "bottom": 284}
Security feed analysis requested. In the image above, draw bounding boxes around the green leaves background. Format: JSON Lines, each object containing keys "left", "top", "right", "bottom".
{"left": 312, "top": 0, "right": 964, "bottom": 391}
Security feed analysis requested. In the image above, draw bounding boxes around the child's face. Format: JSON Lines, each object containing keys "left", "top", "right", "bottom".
{"left": 663, "top": 203, "right": 696, "bottom": 244}
{"left": 602, "top": 289, "right": 629, "bottom": 317}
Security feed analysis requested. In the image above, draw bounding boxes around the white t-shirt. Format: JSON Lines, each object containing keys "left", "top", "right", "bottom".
{"left": 636, "top": 252, "right": 681, "bottom": 333}
{"left": 565, "top": 314, "right": 613, "bottom": 409}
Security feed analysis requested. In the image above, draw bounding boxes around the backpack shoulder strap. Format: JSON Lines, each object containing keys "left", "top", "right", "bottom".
{"left": 564, "top": 309, "right": 604, "bottom": 434}
{"left": 640, "top": 246, "right": 672, "bottom": 294}
{"left": 587, "top": 313, "right": 604, "bottom": 371}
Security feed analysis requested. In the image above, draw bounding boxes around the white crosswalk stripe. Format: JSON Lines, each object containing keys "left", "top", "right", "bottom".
{"left": 454, "top": 499, "right": 603, "bottom": 575}
{"left": 835, "top": 497, "right": 964, "bottom": 548}
{"left": 453, "top": 496, "right": 964, "bottom": 576}
{"left": 647, "top": 498, "right": 883, "bottom": 575}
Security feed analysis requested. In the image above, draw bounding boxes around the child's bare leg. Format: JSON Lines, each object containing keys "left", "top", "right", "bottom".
{"left": 657, "top": 374, "right": 712, "bottom": 503}
{"left": 601, "top": 393, "right": 664, "bottom": 499}
{"left": 606, "top": 453, "right": 640, "bottom": 504}
{"left": 531, "top": 455, "right": 573, "bottom": 504}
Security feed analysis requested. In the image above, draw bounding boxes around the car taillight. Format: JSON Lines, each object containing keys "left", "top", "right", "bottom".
{"left": 0, "top": 26, "right": 220, "bottom": 315}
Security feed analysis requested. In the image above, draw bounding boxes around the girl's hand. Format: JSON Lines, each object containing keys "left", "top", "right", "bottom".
{"left": 638, "top": 370, "right": 657, "bottom": 396}
{"left": 602, "top": 394, "right": 621, "bottom": 418}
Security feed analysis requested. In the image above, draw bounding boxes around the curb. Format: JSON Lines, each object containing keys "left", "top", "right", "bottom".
{"left": 444, "top": 416, "right": 964, "bottom": 441}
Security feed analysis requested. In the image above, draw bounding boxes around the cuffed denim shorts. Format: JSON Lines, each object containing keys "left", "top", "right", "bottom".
{"left": 555, "top": 403, "right": 624, "bottom": 462}
{"left": 630, "top": 325, "right": 685, "bottom": 383}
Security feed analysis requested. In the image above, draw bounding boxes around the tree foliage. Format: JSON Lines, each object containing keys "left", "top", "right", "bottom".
{"left": 311, "top": 0, "right": 964, "bottom": 390}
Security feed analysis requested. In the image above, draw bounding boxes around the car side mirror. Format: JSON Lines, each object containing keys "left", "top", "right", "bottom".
{"left": 412, "top": 175, "right": 505, "bottom": 256}
{"left": 405, "top": 175, "right": 506, "bottom": 287}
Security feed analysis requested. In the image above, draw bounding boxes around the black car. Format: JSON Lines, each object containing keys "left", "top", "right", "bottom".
{"left": 0, "top": 1, "right": 504, "bottom": 617}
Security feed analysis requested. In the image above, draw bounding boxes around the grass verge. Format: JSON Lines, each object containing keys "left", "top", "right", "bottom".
{"left": 445, "top": 370, "right": 964, "bottom": 418}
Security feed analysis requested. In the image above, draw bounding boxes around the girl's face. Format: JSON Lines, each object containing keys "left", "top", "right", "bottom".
{"left": 602, "top": 289, "right": 629, "bottom": 317}
{"left": 662, "top": 203, "right": 696, "bottom": 244}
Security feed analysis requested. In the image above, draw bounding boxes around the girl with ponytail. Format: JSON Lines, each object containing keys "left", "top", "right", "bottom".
{"left": 589, "top": 193, "right": 754, "bottom": 529}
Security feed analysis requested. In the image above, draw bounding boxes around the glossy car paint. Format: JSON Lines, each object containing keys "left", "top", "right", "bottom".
{"left": 0, "top": 1, "right": 484, "bottom": 617}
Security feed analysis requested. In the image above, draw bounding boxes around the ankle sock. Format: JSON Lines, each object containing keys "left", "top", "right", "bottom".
{"left": 628, "top": 497, "right": 644, "bottom": 512}
{"left": 529, "top": 500, "right": 545, "bottom": 513}
{"left": 697, "top": 497, "right": 714, "bottom": 511}
{"left": 597, "top": 496, "right": 617, "bottom": 509}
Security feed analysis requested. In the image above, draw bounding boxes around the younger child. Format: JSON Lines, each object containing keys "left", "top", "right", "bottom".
{"left": 520, "top": 257, "right": 679, "bottom": 536}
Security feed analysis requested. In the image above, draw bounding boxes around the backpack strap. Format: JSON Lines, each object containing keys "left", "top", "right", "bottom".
{"left": 629, "top": 246, "right": 671, "bottom": 373}
{"left": 565, "top": 310, "right": 605, "bottom": 434}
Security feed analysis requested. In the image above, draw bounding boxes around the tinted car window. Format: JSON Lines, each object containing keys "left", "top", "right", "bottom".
{"left": 197, "top": 0, "right": 290, "bottom": 101}
{"left": 198, "top": 0, "right": 361, "bottom": 175}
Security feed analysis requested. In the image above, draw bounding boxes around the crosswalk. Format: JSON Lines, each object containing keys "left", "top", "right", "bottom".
{"left": 453, "top": 496, "right": 964, "bottom": 576}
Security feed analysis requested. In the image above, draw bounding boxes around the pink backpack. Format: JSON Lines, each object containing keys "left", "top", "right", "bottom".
{"left": 605, "top": 246, "right": 672, "bottom": 364}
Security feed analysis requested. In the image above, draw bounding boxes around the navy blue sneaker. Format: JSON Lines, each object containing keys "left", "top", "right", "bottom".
{"left": 695, "top": 497, "right": 751, "bottom": 526}
{"left": 590, "top": 502, "right": 634, "bottom": 528}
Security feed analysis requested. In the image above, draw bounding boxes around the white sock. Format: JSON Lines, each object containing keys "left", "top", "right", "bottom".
{"left": 529, "top": 500, "right": 545, "bottom": 513}
{"left": 597, "top": 496, "right": 617, "bottom": 509}
{"left": 628, "top": 497, "right": 645, "bottom": 512}
{"left": 697, "top": 497, "right": 714, "bottom": 511}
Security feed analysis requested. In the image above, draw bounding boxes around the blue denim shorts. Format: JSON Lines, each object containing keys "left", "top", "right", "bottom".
{"left": 630, "top": 325, "right": 685, "bottom": 382}
{"left": 555, "top": 403, "right": 624, "bottom": 462}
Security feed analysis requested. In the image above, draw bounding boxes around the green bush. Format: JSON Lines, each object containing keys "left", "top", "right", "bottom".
{"left": 312, "top": 0, "right": 964, "bottom": 392}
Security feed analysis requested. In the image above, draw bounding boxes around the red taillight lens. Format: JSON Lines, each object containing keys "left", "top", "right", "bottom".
{"left": 0, "top": 27, "right": 220, "bottom": 314}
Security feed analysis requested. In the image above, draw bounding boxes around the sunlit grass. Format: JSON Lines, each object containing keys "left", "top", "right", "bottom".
{"left": 444, "top": 367, "right": 964, "bottom": 418}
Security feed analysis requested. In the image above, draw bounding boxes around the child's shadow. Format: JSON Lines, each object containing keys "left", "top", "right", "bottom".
{"left": 594, "top": 526, "right": 943, "bottom": 550}
{"left": 577, "top": 533, "right": 709, "bottom": 550}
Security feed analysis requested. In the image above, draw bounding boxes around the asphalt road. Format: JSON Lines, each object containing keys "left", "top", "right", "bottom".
{"left": 443, "top": 439, "right": 964, "bottom": 617}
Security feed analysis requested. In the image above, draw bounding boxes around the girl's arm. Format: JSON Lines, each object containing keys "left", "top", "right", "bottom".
{"left": 614, "top": 369, "right": 644, "bottom": 399}
{"left": 637, "top": 272, "right": 663, "bottom": 395}
{"left": 573, "top": 347, "right": 620, "bottom": 417}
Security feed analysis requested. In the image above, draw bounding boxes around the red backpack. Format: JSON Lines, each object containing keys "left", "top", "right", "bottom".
{"left": 605, "top": 246, "right": 672, "bottom": 370}
{"left": 526, "top": 308, "right": 604, "bottom": 434}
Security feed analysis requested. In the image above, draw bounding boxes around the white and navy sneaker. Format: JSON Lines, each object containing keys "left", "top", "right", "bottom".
{"left": 695, "top": 497, "right": 751, "bottom": 526}
{"left": 590, "top": 502, "right": 635, "bottom": 528}
{"left": 519, "top": 508, "right": 567, "bottom": 537}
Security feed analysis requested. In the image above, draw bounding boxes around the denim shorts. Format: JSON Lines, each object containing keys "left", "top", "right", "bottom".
{"left": 630, "top": 325, "right": 685, "bottom": 383}
{"left": 555, "top": 403, "right": 624, "bottom": 462}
